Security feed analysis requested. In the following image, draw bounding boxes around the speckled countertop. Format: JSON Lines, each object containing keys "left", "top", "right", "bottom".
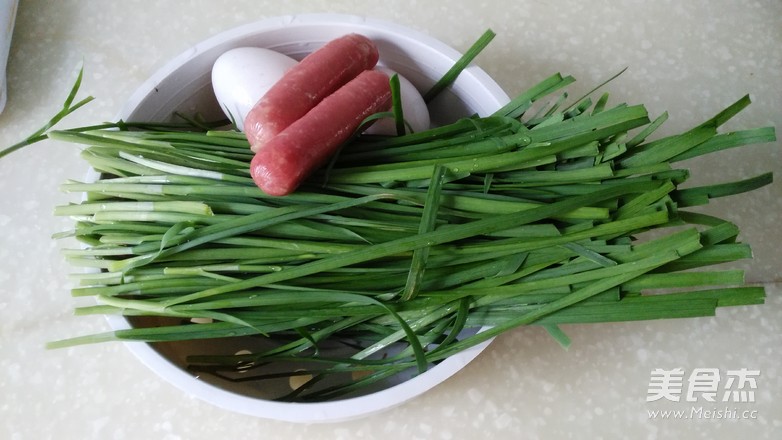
{"left": 1, "top": 1, "right": 780, "bottom": 438}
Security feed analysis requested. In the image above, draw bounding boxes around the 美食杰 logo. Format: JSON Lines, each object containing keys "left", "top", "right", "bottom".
{"left": 646, "top": 368, "right": 761, "bottom": 420}
{"left": 647, "top": 367, "right": 759, "bottom": 402}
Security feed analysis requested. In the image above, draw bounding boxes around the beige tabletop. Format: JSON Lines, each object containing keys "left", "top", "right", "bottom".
{"left": 1, "top": 1, "right": 780, "bottom": 438}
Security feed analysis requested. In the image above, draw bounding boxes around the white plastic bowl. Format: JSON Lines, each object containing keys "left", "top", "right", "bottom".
{"left": 109, "top": 13, "right": 510, "bottom": 423}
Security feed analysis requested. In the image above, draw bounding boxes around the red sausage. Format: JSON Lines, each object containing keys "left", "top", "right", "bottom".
{"left": 244, "top": 33, "right": 380, "bottom": 152}
{"left": 250, "top": 70, "right": 392, "bottom": 196}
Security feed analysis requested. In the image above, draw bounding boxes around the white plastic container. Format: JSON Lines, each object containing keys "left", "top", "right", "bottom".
{"left": 111, "top": 13, "right": 510, "bottom": 423}
{"left": 0, "top": 0, "right": 17, "bottom": 114}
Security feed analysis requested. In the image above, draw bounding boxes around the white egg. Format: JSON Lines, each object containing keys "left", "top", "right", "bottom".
{"left": 212, "top": 49, "right": 429, "bottom": 136}
{"left": 211, "top": 47, "right": 297, "bottom": 131}
{"left": 365, "top": 67, "right": 431, "bottom": 135}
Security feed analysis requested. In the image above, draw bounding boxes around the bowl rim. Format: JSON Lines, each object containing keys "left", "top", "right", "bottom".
{"left": 107, "top": 13, "right": 508, "bottom": 423}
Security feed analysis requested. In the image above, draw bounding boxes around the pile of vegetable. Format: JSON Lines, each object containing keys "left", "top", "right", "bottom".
{"left": 3, "top": 31, "right": 775, "bottom": 402}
